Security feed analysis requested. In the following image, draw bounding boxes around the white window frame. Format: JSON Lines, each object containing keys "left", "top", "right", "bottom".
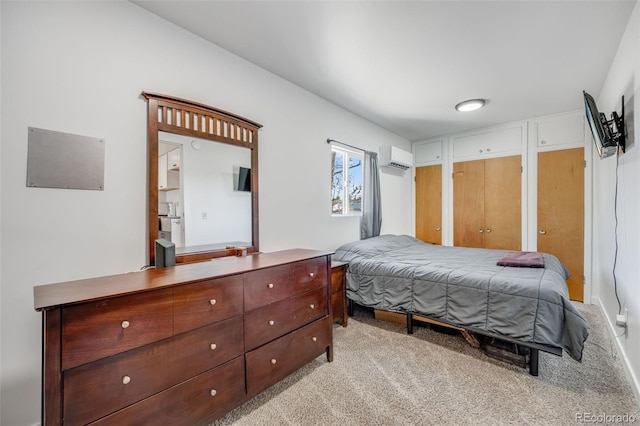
{"left": 331, "top": 144, "right": 364, "bottom": 217}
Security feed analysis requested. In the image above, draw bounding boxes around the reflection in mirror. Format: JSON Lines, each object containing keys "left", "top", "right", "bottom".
{"left": 158, "top": 132, "right": 252, "bottom": 255}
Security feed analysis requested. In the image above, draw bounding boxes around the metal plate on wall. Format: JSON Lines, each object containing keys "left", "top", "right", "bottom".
{"left": 26, "top": 127, "right": 105, "bottom": 190}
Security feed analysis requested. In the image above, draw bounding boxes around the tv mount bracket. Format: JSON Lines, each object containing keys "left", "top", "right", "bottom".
{"left": 602, "top": 95, "right": 626, "bottom": 153}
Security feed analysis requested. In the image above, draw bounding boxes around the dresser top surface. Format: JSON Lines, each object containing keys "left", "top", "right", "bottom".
{"left": 34, "top": 249, "right": 333, "bottom": 311}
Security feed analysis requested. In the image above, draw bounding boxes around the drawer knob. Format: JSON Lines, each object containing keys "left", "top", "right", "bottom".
{"left": 122, "top": 375, "right": 131, "bottom": 385}
{"left": 268, "top": 320, "right": 275, "bottom": 326}
{"left": 267, "top": 283, "right": 274, "bottom": 289}
{"left": 210, "top": 343, "right": 217, "bottom": 351}
{"left": 309, "top": 304, "right": 315, "bottom": 309}
{"left": 312, "top": 336, "right": 317, "bottom": 342}
{"left": 121, "top": 321, "right": 130, "bottom": 329}
{"left": 210, "top": 389, "right": 217, "bottom": 397}
{"left": 308, "top": 272, "right": 315, "bottom": 278}
{"left": 271, "top": 358, "right": 277, "bottom": 365}
{"left": 209, "top": 299, "right": 217, "bottom": 306}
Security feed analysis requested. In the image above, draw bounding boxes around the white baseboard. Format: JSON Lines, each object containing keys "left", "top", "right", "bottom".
{"left": 592, "top": 297, "right": 640, "bottom": 406}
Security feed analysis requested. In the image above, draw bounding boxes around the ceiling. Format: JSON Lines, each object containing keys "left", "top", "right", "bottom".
{"left": 133, "top": 1, "right": 636, "bottom": 142}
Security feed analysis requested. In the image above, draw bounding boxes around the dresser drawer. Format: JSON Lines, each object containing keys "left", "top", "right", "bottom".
{"left": 61, "top": 288, "right": 173, "bottom": 370}
{"left": 244, "top": 257, "right": 327, "bottom": 311}
{"left": 331, "top": 263, "right": 346, "bottom": 294}
{"left": 244, "top": 287, "right": 327, "bottom": 351}
{"left": 64, "top": 315, "right": 244, "bottom": 425}
{"left": 174, "top": 275, "right": 244, "bottom": 334}
{"left": 291, "top": 256, "right": 328, "bottom": 291}
{"left": 246, "top": 316, "right": 331, "bottom": 398}
{"left": 243, "top": 264, "right": 291, "bottom": 311}
{"left": 90, "top": 356, "right": 245, "bottom": 426}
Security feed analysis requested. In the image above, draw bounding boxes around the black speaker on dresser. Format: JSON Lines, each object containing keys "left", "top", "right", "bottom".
{"left": 155, "top": 238, "right": 175, "bottom": 268}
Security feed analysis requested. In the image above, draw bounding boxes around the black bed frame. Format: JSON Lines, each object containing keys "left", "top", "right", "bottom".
{"left": 347, "top": 299, "right": 563, "bottom": 376}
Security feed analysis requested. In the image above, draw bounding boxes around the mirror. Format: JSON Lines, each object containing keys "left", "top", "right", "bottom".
{"left": 158, "top": 132, "right": 252, "bottom": 254}
{"left": 143, "top": 92, "right": 261, "bottom": 265}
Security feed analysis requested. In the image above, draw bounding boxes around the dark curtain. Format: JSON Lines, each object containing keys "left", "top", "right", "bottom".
{"left": 360, "top": 151, "right": 382, "bottom": 239}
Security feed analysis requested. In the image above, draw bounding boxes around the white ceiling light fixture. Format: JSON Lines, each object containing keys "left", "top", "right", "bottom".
{"left": 455, "top": 99, "right": 486, "bottom": 112}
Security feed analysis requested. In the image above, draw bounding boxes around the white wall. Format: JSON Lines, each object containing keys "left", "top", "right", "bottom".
{"left": 0, "top": 2, "right": 412, "bottom": 425}
{"left": 0, "top": 1, "right": 4, "bottom": 417}
{"left": 181, "top": 141, "right": 252, "bottom": 247}
{"left": 592, "top": 1, "right": 640, "bottom": 402}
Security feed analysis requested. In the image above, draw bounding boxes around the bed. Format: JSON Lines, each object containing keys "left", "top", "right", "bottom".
{"left": 333, "top": 234, "right": 589, "bottom": 376}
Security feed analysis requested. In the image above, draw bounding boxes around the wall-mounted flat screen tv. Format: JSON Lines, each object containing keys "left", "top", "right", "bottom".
{"left": 583, "top": 91, "right": 621, "bottom": 159}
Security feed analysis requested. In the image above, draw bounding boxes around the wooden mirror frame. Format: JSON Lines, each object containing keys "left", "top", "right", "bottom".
{"left": 143, "top": 92, "right": 261, "bottom": 265}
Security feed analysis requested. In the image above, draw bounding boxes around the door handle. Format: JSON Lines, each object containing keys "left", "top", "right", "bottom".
{"left": 435, "top": 226, "right": 441, "bottom": 231}
{"left": 539, "top": 229, "right": 547, "bottom": 235}
{"left": 485, "top": 228, "right": 492, "bottom": 233}
{"left": 479, "top": 229, "right": 484, "bottom": 233}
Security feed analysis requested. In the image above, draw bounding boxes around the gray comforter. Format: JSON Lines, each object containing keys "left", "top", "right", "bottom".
{"left": 333, "top": 234, "right": 589, "bottom": 361}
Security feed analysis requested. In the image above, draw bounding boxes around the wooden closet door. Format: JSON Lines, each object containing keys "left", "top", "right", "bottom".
{"left": 538, "top": 148, "right": 584, "bottom": 301}
{"left": 483, "top": 156, "right": 521, "bottom": 250}
{"left": 416, "top": 165, "right": 442, "bottom": 245}
{"left": 453, "top": 160, "right": 485, "bottom": 248}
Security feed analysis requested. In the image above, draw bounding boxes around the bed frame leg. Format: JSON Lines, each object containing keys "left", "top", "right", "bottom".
{"left": 529, "top": 348, "right": 539, "bottom": 376}
{"left": 347, "top": 298, "right": 354, "bottom": 317}
{"left": 407, "top": 312, "right": 414, "bottom": 335}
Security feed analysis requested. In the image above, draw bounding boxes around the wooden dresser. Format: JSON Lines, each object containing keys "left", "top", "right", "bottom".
{"left": 34, "top": 249, "right": 333, "bottom": 425}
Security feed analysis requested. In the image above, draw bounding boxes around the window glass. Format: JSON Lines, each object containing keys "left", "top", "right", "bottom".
{"left": 331, "top": 150, "right": 345, "bottom": 214}
{"left": 348, "top": 156, "right": 362, "bottom": 213}
{"left": 331, "top": 145, "right": 363, "bottom": 216}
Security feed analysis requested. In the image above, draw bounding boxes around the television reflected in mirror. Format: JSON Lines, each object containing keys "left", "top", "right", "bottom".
{"left": 238, "top": 167, "right": 251, "bottom": 192}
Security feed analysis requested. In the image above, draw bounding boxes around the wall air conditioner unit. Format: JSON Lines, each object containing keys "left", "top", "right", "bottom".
{"left": 379, "top": 146, "right": 413, "bottom": 170}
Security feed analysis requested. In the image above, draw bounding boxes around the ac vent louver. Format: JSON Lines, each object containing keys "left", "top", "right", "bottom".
{"left": 387, "top": 161, "right": 411, "bottom": 170}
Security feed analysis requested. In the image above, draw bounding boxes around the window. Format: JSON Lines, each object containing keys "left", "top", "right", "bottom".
{"left": 331, "top": 145, "right": 363, "bottom": 216}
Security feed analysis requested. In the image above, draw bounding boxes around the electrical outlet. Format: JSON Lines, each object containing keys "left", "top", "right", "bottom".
{"left": 616, "top": 309, "right": 627, "bottom": 327}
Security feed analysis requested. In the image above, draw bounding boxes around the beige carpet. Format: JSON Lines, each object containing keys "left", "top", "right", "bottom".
{"left": 213, "top": 303, "right": 639, "bottom": 425}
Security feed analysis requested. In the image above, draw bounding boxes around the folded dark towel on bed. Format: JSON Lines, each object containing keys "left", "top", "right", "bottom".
{"left": 497, "top": 251, "right": 544, "bottom": 268}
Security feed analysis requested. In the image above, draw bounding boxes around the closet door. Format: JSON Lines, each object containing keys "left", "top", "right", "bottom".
{"left": 453, "top": 160, "right": 485, "bottom": 248}
{"left": 483, "top": 156, "right": 521, "bottom": 250}
{"left": 415, "top": 165, "right": 442, "bottom": 245}
{"left": 538, "top": 148, "right": 584, "bottom": 301}
{"left": 453, "top": 156, "right": 521, "bottom": 250}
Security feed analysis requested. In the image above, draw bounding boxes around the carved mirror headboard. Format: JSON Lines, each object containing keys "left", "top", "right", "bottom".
{"left": 143, "top": 92, "right": 261, "bottom": 265}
